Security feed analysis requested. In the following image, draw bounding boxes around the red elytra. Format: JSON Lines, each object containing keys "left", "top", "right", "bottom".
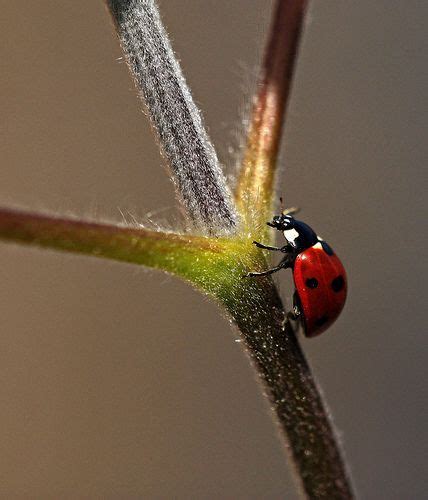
{"left": 293, "top": 242, "right": 347, "bottom": 337}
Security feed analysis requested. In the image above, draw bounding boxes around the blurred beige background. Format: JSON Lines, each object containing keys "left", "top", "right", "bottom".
{"left": 0, "top": 1, "right": 426, "bottom": 498}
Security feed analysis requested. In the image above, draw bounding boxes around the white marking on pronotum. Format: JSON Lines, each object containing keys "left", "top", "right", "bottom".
{"left": 283, "top": 228, "right": 300, "bottom": 247}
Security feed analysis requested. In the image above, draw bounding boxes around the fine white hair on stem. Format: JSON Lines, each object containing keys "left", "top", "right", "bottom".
{"left": 106, "top": 0, "right": 238, "bottom": 235}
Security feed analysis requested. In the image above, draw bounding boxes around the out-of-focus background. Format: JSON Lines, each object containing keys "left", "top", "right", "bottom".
{"left": 0, "top": 1, "right": 426, "bottom": 498}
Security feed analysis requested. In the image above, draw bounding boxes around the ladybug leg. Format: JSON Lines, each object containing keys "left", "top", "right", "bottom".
{"left": 246, "top": 264, "right": 285, "bottom": 277}
{"left": 245, "top": 252, "right": 295, "bottom": 278}
{"left": 284, "top": 310, "right": 301, "bottom": 331}
{"left": 253, "top": 241, "right": 282, "bottom": 251}
{"left": 283, "top": 292, "right": 302, "bottom": 328}
{"left": 281, "top": 309, "right": 300, "bottom": 330}
{"left": 287, "top": 307, "right": 301, "bottom": 321}
{"left": 277, "top": 252, "right": 296, "bottom": 268}
{"left": 292, "top": 291, "right": 302, "bottom": 317}
{"left": 280, "top": 243, "right": 294, "bottom": 253}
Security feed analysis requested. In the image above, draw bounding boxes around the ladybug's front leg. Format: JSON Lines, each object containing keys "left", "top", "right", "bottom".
{"left": 245, "top": 252, "right": 295, "bottom": 278}
{"left": 252, "top": 241, "right": 282, "bottom": 252}
{"left": 253, "top": 241, "right": 293, "bottom": 253}
{"left": 246, "top": 264, "right": 285, "bottom": 277}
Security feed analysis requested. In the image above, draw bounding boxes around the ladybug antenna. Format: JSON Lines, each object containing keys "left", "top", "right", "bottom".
{"left": 283, "top": 206, "right": 301, "bottom": 216}
{"left": 279, "top": 197, "right": 285, "bottom": 214}
{"left": 279, "top": 197, "right": 300, "bottom": 216}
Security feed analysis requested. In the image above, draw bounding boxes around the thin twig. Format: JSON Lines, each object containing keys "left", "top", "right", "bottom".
{"left": 236, "top": 0, "right": 308, "bottom": 228}
{"left": 106, "top": 0, "right": 237, "bottom": 235}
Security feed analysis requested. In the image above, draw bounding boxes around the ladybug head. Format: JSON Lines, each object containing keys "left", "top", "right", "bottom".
{"left": 267, "top": 214, "right": 295, "bottom": 231}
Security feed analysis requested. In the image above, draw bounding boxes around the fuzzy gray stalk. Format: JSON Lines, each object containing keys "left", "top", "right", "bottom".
{"left": 106, "top": 0, "right": 237, "bottom": 235}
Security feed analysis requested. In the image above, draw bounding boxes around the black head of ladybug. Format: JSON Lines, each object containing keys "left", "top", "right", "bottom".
{"left": 267, "top": 211, "right": 319, "bottom": 253}
{"left": 267, "top": 214, "right": 294, "bottom": 231}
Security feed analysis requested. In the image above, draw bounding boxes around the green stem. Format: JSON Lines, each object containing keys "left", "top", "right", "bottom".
{"left": 0, "top": 208, "right": 222, "bottom": 276}
{"left": 0, "top": 207, "right": 354, "bottom": 497}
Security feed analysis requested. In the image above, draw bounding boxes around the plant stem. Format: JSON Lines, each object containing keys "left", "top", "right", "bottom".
{"left": 0, "top": 2, "right": 356, "bottom": 497}
{"left": 106, "top": 0, "right": 237, "bottom": 235}
{"left": 222, "top": 277, "right": 354, "bottom": 499}
{"left": 236, "top": 0, "right": 308, "bottom": 230}
{"left": 0, "top": 208, "right": 222, "bottom": 274}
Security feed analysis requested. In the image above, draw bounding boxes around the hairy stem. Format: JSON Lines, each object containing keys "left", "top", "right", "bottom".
{"left": 236, "top": 0, "right": 308, "bottom": 232}
{"left": 0, "top": 205, "right": 354, "bottom": 497}
{"left": 0, "top": 3, "right": 355, "bottom": 497}
{"left": 0, "top": 208, "right": 223, "bottom": 275}
{"left": 106, "top": 0, "right": 237, "bottom": 235}
{"left": 220, "top": 276, "right": 354, "bottom": 499}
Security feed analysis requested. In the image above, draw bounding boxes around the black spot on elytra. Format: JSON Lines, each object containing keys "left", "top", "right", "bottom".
{"left": 321, "top": 241, "right": 334, "bottom": 256}
{"left": 315, "top": 315, "right": 329, "bottom": 327}
{"left": 305, "top": 277, "right": 319, "bottom": 289}
{"left": 331, "top": 275, "right": 345, "bottom": 292}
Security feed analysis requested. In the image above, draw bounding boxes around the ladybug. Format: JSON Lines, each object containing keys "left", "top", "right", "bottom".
{"left": 247, "top": 206, "right": 347, "bottom": 337}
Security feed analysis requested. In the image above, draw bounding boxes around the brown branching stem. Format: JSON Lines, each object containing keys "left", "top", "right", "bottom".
{"left": 236, "top": 0, "right": 308, "bottom": 229}
{"left": 223, "top": 277, "right": 354, "bottom": 499}
{"left": 0, "top": 1, "right": 356, "bottom": 498}
{"left": 0, "top": 205, "right": 354, "bottom": 498}
{"left": 233, "top": 1, "right": 355, "bottom": 496}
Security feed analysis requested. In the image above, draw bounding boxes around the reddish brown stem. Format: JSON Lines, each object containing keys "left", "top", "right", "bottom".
{"left": 236, "top": 0, "right": 308, "bottom": 224}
